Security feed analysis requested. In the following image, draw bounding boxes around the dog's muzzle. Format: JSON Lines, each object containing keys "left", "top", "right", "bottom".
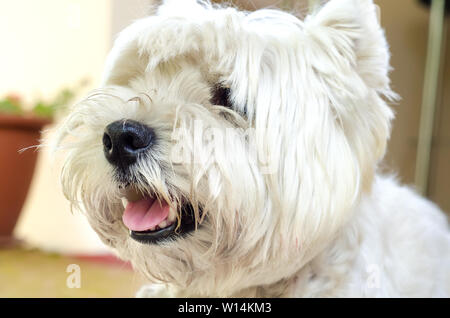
{"left": 103, "top": 119, "right": 155, "bottom": 170}
{"left": 102, "top": 119, "right": 199, "bottom": 244}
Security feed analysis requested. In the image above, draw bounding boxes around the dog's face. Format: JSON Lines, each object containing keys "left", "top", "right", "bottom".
{"left": 54, "top": 0, "right": 395, "bottom": 296}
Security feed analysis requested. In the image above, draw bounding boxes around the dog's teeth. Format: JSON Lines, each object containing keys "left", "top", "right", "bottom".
{"left": 168, "top": 208, "right": 177, "bottom": 222}
{"left": 159, "top": 220, "right": 168, "bottom": 228}
{"left": 149, "top": 226, "right": 156, "bottom": 231}
{"left": 121, "top": 197, "right": 129, "bottom": 209}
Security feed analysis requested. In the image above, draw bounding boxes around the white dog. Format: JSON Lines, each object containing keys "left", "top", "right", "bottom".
{"left": 54, "top": 0, "right": 450, "bottom": 297}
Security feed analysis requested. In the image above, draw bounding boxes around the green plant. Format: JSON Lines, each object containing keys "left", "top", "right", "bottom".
{"left": 0, "top": 94, "right": 23, "bottom": 115}
{"left": 32, "top": 88, "right": 75, "bottom": 118}
{"left": 0, "top": 80, "right": 88, "bottom": 119}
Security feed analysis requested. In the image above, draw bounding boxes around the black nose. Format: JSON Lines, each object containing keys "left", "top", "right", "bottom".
{"left": 103, "top": 119, "right": 154, "bottom": 169}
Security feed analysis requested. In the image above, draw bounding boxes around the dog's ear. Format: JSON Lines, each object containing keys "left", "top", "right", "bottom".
{"left": 305, "top": 0, "right": 393, "bottom": 96}
{"left": 299, "top": 0, "right": 396, "bottom": 170}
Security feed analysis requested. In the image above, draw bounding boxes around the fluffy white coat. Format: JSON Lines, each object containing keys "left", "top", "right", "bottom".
{"left": 54, "top": 0, "right": 450, "bottom": 297}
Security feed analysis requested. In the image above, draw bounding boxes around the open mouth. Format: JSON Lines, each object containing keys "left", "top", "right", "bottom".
{"left": 121, "top": 188, "right": 197, "bottom": 244}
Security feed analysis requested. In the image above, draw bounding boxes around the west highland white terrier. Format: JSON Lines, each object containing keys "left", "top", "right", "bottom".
{"left": 54, "top": 0, "right": 450, "bottom": 297}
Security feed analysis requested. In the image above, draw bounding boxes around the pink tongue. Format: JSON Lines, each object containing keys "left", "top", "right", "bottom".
{"left": 122, "top": 197, "right": 170, "bottom": 231}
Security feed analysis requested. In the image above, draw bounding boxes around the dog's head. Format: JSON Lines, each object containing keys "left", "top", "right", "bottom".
{"left": 54, "top": 0, "right": 395, "bottom": 296}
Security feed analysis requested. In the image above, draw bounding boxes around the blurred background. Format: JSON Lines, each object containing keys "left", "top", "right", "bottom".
{"left": 0, "top": 0, "right": 448, "bottom": 297}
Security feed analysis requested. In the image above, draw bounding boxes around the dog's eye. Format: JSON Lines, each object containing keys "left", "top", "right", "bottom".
{"left": 210, "top": 85, "right": 232, "bottom": 109}
{"left": 211, "top": 84, "right": 248, "bottom": 119}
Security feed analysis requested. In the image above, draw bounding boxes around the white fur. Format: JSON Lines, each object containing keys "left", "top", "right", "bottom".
{"left": 53, "top": 0, "right": 450, "bottom": 297}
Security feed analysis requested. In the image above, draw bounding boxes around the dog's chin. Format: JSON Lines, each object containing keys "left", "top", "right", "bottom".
{"left": 121, "top": 187, "right": 198, "bottom": 245}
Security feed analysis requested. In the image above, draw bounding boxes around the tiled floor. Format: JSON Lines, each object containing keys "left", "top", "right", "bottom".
{"left": 0, "top": 247, "right": 146, "bottom": 297}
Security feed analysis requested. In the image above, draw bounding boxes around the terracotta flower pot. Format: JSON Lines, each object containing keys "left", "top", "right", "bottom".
{"left": 0, "top": 114, "right": 51, "bottom": 242}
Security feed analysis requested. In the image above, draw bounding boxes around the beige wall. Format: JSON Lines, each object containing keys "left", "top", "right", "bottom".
{"left": 111, "top": 0, "right": 154, "bottom": 42}
{"left": 0, "top": 0, "right": 111, "bottom": 103}
{"left": 377, "top": 0, "right": 429, "bottom": 184}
